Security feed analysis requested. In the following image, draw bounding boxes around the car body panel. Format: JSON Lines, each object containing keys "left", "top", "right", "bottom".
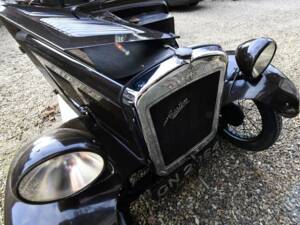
{"left": 1, "top": 2, "right": 299, "bottom": 225}
{"left": 0, "top": 4, "right": 175, "bottom": 50}
{"left": 4, "top": 116, "right": 144, "bottom": 225}
{"left": 223, "top": 53, "right": 299, "bottom": 118}
{"left": 5, "top": 187, "right": 123, "bottom": 225}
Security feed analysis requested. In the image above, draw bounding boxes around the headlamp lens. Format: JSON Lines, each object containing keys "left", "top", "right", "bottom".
{"left": 252, "top": 42, "right": 276, "bottom": 78}
{"left": 18, "top": 151, "right": 104, "bottom": 202}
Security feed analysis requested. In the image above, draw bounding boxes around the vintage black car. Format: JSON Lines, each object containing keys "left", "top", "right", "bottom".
{"left": 0, "top": 0, "right": 299, "bottom": 224}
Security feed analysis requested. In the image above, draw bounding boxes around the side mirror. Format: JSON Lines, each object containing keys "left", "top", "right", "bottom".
{"left": 235, "top": 37, "right": 277, "bottom": 79}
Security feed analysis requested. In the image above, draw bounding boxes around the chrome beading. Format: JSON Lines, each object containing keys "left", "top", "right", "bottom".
{"left": 123, "top": 47, "right": 227, "bottom": 175}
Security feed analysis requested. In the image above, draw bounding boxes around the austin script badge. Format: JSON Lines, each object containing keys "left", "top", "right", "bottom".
{"left": 163, "top": 98, "right": 190, "bottom": 127}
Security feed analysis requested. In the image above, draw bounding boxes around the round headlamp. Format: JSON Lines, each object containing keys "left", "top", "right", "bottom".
{"left": 235, "top": 37, "right": 277, "bottom": 79}
{"left": 18, "top": 151, "right": 104, "bottom": 203}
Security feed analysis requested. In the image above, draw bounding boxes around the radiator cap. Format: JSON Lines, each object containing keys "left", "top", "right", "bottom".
{"left": 175, "top": 47, "right": 192, "bottom": 59}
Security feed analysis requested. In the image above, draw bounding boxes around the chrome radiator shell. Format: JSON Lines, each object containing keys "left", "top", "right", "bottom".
{"left": 123, "top": 48, "right": 227, "bottom": 175}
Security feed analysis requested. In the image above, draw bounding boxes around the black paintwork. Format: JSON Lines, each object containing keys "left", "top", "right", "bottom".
{"left": 223, "top": 53, "right": 299, "bottom": 118}
{"left": 5, "top": 187, "right": 124, "bottom": 225}
{"left": 1, "top": 1, "right": 299, "bottom": 225}
{"left": 235, "top": 37, "right": 276, "bottom": 77}
{"left": 81, "top": 42, "right": 174, "bottom": 79}
{"left": 0, "top": 4, "right": 175, "bottom": 50}
{"left": 5, "top": 116, "right": 143, "bottom": 225}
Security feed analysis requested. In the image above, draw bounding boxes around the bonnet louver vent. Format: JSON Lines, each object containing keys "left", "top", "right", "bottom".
{"left": 40, "top": 18, "right": 144, "bottom": 37}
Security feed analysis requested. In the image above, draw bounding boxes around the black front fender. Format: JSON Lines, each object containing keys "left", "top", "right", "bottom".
{"left": 223, "top": 53, "right": 299, "bottom": 118}
{"left": 4, "top": 116, "right": 142, "bottom": 225}
{"left": 5, "top": 186, "right": 126, "bottom": 225}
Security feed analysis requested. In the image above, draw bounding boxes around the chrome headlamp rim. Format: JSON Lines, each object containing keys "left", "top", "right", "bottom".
{"left": 235, "top": 37, "right": 277, "bottom": 79}
{"left": 16, "top": 150, "right": 105, "bottom": 204}
{"left": 251, "top": 41, "right": 277, "bottom": 78}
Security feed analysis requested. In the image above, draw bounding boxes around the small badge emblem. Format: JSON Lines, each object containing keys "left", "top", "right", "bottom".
{"left": 163, "top": 98, "right": 190, "bottom": 127}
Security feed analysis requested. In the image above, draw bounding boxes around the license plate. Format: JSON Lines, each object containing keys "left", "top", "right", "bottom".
{"left": 151, "top": 142, "right": 217, "bottom": 199}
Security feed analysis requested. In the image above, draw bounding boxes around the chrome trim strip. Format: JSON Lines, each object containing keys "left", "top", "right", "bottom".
{"left": 32, "top": 52, "right": 109, "bottom": 105}
{"left": 123, "top": 48, "right": 227, "bottom": 175}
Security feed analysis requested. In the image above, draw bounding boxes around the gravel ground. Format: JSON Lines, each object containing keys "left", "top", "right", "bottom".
{"left": 0, "top": 0, "right": 300, "bottom": 224}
